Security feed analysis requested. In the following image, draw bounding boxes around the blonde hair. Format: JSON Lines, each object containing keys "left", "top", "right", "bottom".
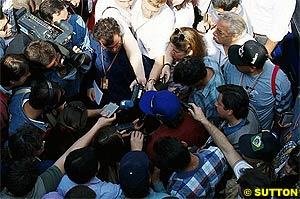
{"left": 170, "top": 27, "right": 206, "bottom": 58}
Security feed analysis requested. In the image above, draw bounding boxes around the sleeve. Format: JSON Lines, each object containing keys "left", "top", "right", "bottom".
{"left": 268, "top": 0, "right": 296, "bottom": 41}
{"left": 233, "top": 160, "right": 253, "bottom": 179}
{"left": 39, "top": 165, "right": 63, "bottom": 193}
{"left": 274, "top": 69, "right": 292, "bottom": 114}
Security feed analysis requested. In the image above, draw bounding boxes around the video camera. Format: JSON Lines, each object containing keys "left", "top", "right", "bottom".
{"left": 15, "top": 7, "right": 85, "bottom": 69}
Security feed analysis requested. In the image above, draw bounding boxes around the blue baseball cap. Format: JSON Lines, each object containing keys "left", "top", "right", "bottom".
{"left": 139, "top": 90, "right": 181, "bottom": 121}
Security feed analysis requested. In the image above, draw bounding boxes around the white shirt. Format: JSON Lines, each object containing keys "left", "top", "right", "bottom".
{"left": 233, "top": 160, "right": 253, "bottom": 179}
{"left": 131, "top": 0, "right": 175, "bottom": 59}
{"left": 94, "top": 0, "right": 133, "bottom": 27}
{"left": 170, "top": 3, "right": 194, "bottom": 28}
{"left": 242, "top": 0, "right": 296, "bottom": 41}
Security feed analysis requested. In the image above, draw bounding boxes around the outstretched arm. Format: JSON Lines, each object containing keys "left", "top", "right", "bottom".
{"left": 188, "top": 104, "right": 242, "bottom": 168}
{"left": 54, "top": 114, "right": 116, "bottom": 173}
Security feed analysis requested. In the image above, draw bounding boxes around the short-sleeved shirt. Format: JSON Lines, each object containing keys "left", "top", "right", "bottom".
{"left": 233, "top": 160, "right": 253, "bottom": 179}
{"left": 8, "top": 88, "right": 48, "bottom": 135}
{"left": 0, "top": 165, "right": 63, "bottom": 199}
{"left": 57, "top": 175, "right": 122, "bottom": 198}
{"left": 167, "top": 146, "right": 227, "bottom": 198}
{"left": 131, "top": 0, "right": 175, "bottom": 59}
{"left": 223, "top": 59, "right": 292, "bottom": 129}
{"left": 189, "top": 56, "right": 225, "bottom": 121}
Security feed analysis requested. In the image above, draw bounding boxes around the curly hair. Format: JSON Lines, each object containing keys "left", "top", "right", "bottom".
{"left": 170, "top": 27, "right": 206, "bottom": 59}
{"left": 93, "top": 17, "right": 121, "bottom": 46}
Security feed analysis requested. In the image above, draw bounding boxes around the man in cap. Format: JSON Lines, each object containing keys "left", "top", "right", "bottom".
{"left": 119, "top": 150, "right": 170, "bottom": 198}
{"left": 223, "top": 40, "right": 292, "bottom": 130}
{"left": 138, "top": 90, "right": 209, "bottom": 160}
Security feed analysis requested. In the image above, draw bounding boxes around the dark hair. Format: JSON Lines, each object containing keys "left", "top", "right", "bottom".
{"left": 93, "top": 17, "right": 121, "bottom": 45}
{"left": 64, "top": 185, "right": 96, "bottom": 199}
{"left": 39, "top": 0, "right": 65, "bottom": 23}
{"left": 173, "top": 56, "right": 207, "bottom": 86}
{"left": 7, "top": 125, "right": 43, "bottom": 161}
{"left": 122, "top": 179, "right": 149, "bottom": 198}
{"left": 217, "top": 84, "right": 249, "bottom": 119}
{"left": 237, "top": 168, "right": 271, "bottom": 198}
{"left": 57, "top": 101, "right": 88, "bottom": 131}
{"left": 162, "top": 109, "right": 186, "bottom": 129}
{"left": 24, "top": 40, "right": 57, "bottom": 67}
{"left": 212, "top": 0, "right": 239, "bottom": 11}
{"left": 92, "top": 126, "right": 129, "bottom": 164}
{"left": 6, "top": 159, "right": 38, "bottom": 197}
{"left": 153, "top": 136, "right": 190, "bottom": 170}
{"left": 0, "top": 54, "right": 30, "bottom": 87}
{"left": 64, "top": 147, "right": 99, "bottom": 184}
{"left": 29, "top": 80, "right": 62, "bottom": 110}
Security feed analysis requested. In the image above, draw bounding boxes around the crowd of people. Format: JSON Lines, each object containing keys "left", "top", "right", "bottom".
{"left": 0, "top": 0, "right": 299, "bottom": 198}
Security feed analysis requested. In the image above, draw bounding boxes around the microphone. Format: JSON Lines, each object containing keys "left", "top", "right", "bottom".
{"left": 120, "top": 100, "right": 134, "bottom": 110}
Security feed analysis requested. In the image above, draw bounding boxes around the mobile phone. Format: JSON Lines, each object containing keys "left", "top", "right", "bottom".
{"left": 279, "top": 112, "right": 294, "bottom": 126}
{"left": 117, "top": 123, "right": 135, "bottom": 132}
{"left": 100, "top": 102, "right": 119, "bottom": 118}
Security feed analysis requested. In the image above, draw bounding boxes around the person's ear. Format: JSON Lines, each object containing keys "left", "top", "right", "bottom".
{"left": 181, "top": 141, "right": 188, "bottom": 147}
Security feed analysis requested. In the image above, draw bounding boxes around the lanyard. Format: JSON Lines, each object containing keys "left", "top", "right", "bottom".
{"left": 239, "top": 72, "right": 262, "bottom": 95}
{"left": 100, "top": 46, "right": 120, "bottom": 76}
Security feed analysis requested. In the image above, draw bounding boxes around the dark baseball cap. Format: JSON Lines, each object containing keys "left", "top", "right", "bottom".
{"left": 228, "top": 40, "right": 268, "bottom": 68}
{"left": 239, "top": 130, "right": 280, "bottom": 162}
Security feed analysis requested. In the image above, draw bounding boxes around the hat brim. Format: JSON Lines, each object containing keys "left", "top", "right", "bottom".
{"left": 238, "top": 134, "right": 256, "bottom": 159}
{"left": 139, "top": 90, "right": 157, "bottom": 116}
{"left": 228, "top": 44, "right": 248, "bottom": 66}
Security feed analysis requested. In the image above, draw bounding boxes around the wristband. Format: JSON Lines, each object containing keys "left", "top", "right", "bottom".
{"left": 163, "top": 63, "right": 172, "bottom": 67}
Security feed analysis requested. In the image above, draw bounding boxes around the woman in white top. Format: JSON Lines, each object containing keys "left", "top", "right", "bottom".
{"left": 167, "top": 0, "right": 196, "bottom": 28}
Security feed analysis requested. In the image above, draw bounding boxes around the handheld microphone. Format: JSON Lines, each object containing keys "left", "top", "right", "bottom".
{"left": 120, "top": 100, "right": 134, "bottom": 110}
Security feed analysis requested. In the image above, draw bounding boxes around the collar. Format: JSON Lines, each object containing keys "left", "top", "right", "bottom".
{"left": 223, "top": 118, "right": 248, "bottom": 136}
{"left": 0, "top": 85, "right": 12, "bottom": 95}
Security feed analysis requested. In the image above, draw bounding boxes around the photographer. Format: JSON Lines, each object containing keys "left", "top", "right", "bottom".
{"left": 24, "top": 40, "right": 89, "bottom": 98}
{"left": 39, "top": 0, "right": 92, "bottom": 65}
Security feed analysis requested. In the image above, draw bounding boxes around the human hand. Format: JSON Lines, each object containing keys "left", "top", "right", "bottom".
{"left": 87, "top": 88, "right": 95, "bottom": 101}
{"left": 96, "top": 113, "right": 116, "bottom": 128}
{"left": 188, "top": 103, "right": 207, "bottom": 123}
{"left": 130, "top": 131, "right": 144, "bottom": 151}
{"left": 146, "top": 79, "right": 157, "bottom": 91}
{"left": 160, "top": 65, "right": 170, "bottom": 82}
{"left": 72, "top": 45, "right": 82, "bottom": 53}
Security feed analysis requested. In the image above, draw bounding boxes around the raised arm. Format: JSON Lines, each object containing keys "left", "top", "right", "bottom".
{"left": 189, "top": 104, "right": 242, "bottom": 168}
{"left": 54, "top": 114, "right": 116, "bottom": 173}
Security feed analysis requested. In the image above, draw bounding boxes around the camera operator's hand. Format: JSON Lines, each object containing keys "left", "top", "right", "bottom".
{"left": 130, "top": 131, "right": 144, "bottom": 151}
{"left": 87, "top": 88, "right": 96, "bottom": 101}
{"left": 72, "top": 45, "right": 82, "bottom": 53}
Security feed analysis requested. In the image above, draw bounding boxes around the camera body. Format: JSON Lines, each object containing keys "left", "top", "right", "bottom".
{"left": 15, "top": 7, "right": 85, "bottom": 69}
